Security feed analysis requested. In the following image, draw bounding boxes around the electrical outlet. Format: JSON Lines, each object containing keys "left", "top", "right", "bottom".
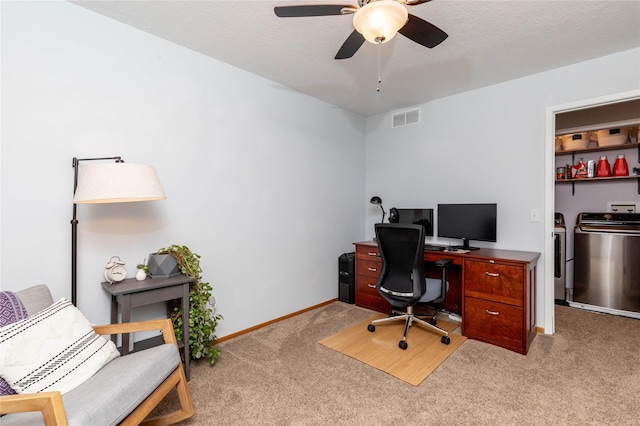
{"left": 530, "top": 209, "right": 540, "bottom": 222}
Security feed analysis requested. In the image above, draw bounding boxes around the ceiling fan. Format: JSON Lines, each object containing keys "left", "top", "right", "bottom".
{"left": 274, "top": 0, "right": 448, "bottom": 59}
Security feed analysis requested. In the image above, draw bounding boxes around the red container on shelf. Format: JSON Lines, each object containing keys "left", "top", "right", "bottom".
{"left": 613, "top": 154, "right": 629, "bottom": 176}
{"left": 596, "top": 156, "right": 611, "bottom": 177}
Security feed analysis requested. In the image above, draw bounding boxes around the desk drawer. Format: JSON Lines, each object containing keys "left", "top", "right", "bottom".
{"left": 424, "top": 252, "right": 463, "bottom": 266}
{"left": 356, "top": 259, "right": 382, "bottom": 279}
{"left": 464, "top": 259, "right": 524, "bottom": 306}
{"left": 355, "top": 245, "right": 380, "bottom": 258}
{"left": 463, "top": 297, "right": 524, "bottom": 351}
{"left": 355, "top": 276, "right": 389, "bottom": 313}
{"left": 355, "top": 275, "right": 379, "bottom": 296}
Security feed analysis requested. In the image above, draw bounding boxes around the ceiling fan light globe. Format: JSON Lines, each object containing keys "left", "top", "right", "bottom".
{"left": 353, "top": 0, "right": 408, "bottom": 44}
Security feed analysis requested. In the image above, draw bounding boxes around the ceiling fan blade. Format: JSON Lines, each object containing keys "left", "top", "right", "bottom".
{"left": 399, "top": 13, "right": 448, "bottom": 48}
{"left": 274, "top": 5, "right": 356, "bottom": 17}
{"left": 405, "top": 0, "right": 433, "bottom": 5}
{"left": 335, "top": 30, "right": 366, "bottom": 59}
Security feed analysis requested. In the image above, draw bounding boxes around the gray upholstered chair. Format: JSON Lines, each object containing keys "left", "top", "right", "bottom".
{"left": 0, "top": 285, "right": 193, "bottom": 425}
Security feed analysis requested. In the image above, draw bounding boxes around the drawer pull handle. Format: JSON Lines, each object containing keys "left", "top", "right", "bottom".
{"left": 368, "top": 284, "right": 376, "bottom": 288}
{"left": 368, "top": 267, "right": 377, "bottom": 272}
{"left": 367, "top": 252, "right": 378, "bottom": 256}
{"left": 485, "top": 310, "right": 500, "bottom": 316}
{"left": 485, "top": 272, "right": 499, "bottom": 277}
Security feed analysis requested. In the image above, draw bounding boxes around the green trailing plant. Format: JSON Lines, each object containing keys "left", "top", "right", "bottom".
{"left": 157, "top": 244, "right": 222, "bottom": 365}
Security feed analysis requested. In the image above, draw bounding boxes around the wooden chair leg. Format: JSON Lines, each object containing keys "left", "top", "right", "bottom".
{"left": 94, "top": 319, "right": 194, "bottom": 426}
{"left": 123, "top": 365, "right": 193, "bottom": 426}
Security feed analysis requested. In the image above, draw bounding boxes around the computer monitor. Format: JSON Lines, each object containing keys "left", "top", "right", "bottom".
{"left": 389, "top": 208, "right": 434, "bottom": 237}
{"left": 437, "top": 203, "right": 497, "bottom": 250}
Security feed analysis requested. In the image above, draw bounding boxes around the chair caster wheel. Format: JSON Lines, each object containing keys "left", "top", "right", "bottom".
{"left": 367, "top": 324, "right": 376, "bottom": 332}
{"left": 441, "top": 336, "right": 451, "bottom": 345}
{"left": 429, "top": 317, "right": 437, "bottom": 326}
{"left": 399, "top": 340, "right": 408, "bottom": 350}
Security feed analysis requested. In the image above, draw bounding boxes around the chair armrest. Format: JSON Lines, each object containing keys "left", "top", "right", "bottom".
{"left": 92, "top": 318, "right": 177, "bottom": 346}
{"left": 0, "top": 391, "right": 68, "bottom": 426}
{"left": 435, "top": 258, "right": 453, "bottom": 268}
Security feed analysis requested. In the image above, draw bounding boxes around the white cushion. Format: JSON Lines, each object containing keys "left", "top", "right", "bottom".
{"left": 0, "top": 298, "right": 119, "bottom": 395}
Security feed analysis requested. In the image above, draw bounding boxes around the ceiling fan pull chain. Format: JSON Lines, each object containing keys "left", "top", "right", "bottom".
{"left": 376, "top": 41, "right": 382, "bottom": 92}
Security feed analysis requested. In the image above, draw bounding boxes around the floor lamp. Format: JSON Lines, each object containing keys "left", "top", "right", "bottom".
{"left": 71, "top": 156, "right": 166, "bottom": 305}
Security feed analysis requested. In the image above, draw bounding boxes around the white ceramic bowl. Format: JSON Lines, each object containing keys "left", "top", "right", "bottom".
{"left": 596, "top": 128, "right": 631, "bottom": 147}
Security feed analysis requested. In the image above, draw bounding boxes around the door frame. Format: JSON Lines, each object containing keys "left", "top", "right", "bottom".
{"left": 544, "top": 89, "right": 640, "bottom": 334}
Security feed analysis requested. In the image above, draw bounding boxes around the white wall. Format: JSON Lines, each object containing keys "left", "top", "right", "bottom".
{"left": 0, "top": 1, "right": 366, "bottom": 338}
{"left": 364, "top": 48, "right": 640, "bottom": 332}
{"left": 3, "top": 1, "right": 638, "bottom": 340}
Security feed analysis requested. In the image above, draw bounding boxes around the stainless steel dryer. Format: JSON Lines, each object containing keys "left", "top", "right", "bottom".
{"left": 572, "top": 212, "right": 640, "bottom": 317}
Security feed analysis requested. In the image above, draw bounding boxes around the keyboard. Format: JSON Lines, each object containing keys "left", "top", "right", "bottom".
{"left": 424, "top": 244, "right": 445, "bottom": 251}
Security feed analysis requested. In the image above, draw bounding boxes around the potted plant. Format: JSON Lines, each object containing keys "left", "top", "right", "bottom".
{"left": 156, "top": 244, "right": 222, "bottom": 365}
{"left": 146, "top": 253, "right": 180, "bottom": 278}
{"left": 135, "top": 262, "right": 149, "bottom": 281}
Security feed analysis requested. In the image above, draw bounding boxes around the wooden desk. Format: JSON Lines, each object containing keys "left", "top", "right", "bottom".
{"left": 101, "top": 274, "right": 195, "bottom": 379}
{"left": 353, "top": 241, "right": 540, "bottom": 354}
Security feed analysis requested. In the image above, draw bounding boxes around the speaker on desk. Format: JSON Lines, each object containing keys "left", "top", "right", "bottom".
{"left": 339, "top": 252, "right": 355, "bottom": 304}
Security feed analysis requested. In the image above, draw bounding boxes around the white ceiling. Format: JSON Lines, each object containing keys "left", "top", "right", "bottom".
{"left": 72, "top": 0, "right": 640, "bottom": 117}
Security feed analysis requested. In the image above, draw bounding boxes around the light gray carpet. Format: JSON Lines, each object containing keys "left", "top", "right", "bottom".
{"left": 155, "top": 302, "right": 640, "bottom": 425}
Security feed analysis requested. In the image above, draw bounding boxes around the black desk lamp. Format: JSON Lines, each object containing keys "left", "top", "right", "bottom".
{"left": 71, "top": 156, "right": 166, "bottom": 305}
{"left": 370, "top": 196, "right": 386, "bottom": 223}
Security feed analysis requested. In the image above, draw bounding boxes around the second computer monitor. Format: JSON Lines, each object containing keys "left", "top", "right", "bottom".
{"left": 437, "top": 203, "right": 497, "bottom": 250}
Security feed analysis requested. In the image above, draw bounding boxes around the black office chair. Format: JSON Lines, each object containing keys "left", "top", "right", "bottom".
{"left": 367, "top": 223, "right": 453, "bottom": 350}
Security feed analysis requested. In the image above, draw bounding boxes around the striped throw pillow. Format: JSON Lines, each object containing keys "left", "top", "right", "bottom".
{"left": 0, "top": 298, "right": 119, "bottom": 395}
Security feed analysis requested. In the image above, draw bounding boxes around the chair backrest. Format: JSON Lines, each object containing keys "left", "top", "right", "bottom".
{"left": 375, "top": 223, "right": 426, "bottom": 308}
{"left": 15, "top": 284, "right": 54, "bottom": 316}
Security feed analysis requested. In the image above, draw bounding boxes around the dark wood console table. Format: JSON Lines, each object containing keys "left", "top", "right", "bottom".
{"left": 353, "top": 241, "right": 540, "bottom": 354}
{"left": 101, "top": 274, "right": 195, "bottom": 379}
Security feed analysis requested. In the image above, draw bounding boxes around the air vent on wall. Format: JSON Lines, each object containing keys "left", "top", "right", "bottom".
{"left": 392, "top": 108, "right": 420, "bottom": 128}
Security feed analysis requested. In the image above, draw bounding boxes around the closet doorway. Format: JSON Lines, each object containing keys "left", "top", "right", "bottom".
{"left": 545, "top": 90, "right": 640, "bottom": 334}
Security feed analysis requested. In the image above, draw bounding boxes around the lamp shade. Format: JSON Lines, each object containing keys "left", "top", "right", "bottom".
{"left": 353, "top": 0, "right": 408, "bottom": 44}
{"left": 73, "top": 163, "right": 166, "bottom": 204}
